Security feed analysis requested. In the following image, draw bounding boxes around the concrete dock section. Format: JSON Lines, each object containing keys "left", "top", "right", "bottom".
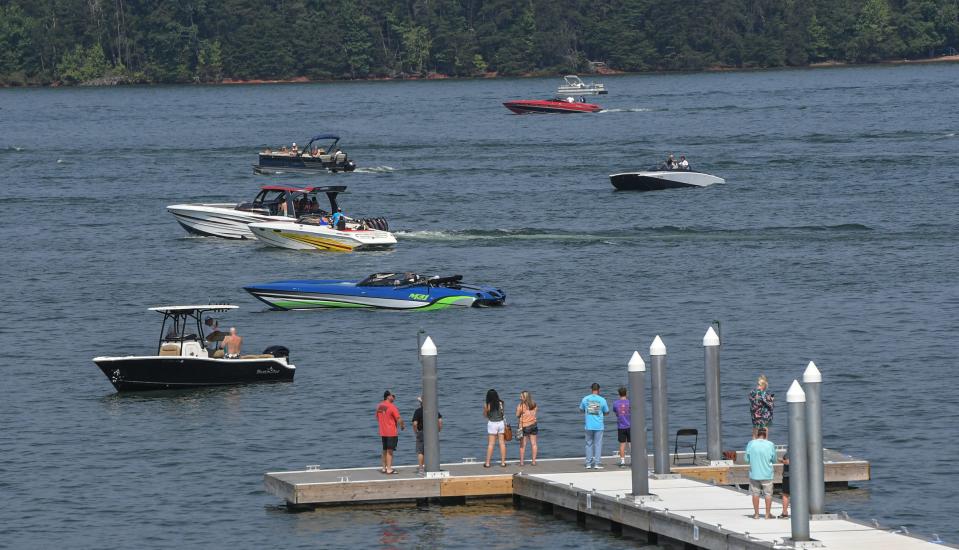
{"left": 514, "top": 469, "right": 948, "bottom": 549}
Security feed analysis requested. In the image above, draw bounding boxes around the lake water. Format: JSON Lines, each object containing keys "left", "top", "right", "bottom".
{"left": 1, "top": 63, "right": 957, "bottom": 548}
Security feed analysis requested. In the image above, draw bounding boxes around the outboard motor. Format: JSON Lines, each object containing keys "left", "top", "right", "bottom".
{"left": 362, "top": 217, "right": 389, "bottom": 231}
{"left": 263, "top": 345, "right": 290, "bottom": 360}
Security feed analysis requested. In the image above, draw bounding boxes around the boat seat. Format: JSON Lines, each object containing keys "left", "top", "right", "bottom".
{"left": 159, "top": 343, "right": 181, "bottom": 356}
{"left": 211, "top": 349, "right": 225, "bottom": 359}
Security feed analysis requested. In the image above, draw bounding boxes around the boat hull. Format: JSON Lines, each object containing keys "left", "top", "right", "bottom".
{"left": 167, "top": 203, "right": 290, "bottom": 239}
{"left": 503, "top": 100, "right": 602, "bottom": 114}
{"left": 93, "top": 356, "right": 295, "bottom": 391}
{"left": 609, "top": 171, "right": 725, "bottom": 191}
{"left": 245, "top": 279, "right": 506, "bottom": 311}
{"left": 249, "top": 222, "right": 397, "bottom": 252}
{"left": 254, "top": 155, "right": 356, "bottom": 175}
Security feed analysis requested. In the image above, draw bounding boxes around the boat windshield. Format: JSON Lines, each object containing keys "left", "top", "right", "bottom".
{"left": 244, "top": 189, "right": 327, "bottom": 217}
{"left": 357, "top": 272, "right": 422, "bottom": 287}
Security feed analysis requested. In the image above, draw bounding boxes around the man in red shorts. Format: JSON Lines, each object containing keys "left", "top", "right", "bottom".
{"left": 376, "top": 390, "right": 406, "bottom": 474}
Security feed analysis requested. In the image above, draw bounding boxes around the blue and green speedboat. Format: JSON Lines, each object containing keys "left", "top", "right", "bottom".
{"left": 244, "top": 273, "right": 506, "bottom": 311}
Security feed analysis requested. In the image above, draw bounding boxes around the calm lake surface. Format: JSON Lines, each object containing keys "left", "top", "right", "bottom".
{"left": 1, "top": 64, "right": 958, "bottom": 548}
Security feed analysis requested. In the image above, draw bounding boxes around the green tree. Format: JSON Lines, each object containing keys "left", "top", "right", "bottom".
{"left": 57, "top": 43, "right": 110, "bottom": 83}
{"left": 0, "top": 4, "right": 33, "bottom": 83}
{"left": 849, "top": 0, "right": 900, "bottom": 61}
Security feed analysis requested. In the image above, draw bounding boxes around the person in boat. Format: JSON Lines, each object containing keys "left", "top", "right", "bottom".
{"left": 565, "top": 96, "right": 575, "bottom": 103}
{"left": 678, "top": 155, "right": 690, "bottom": 170}
{"left": 204, "top": 317, "right": 221, "bottom": 351}
{"left": 663, "top": 153, "right": 677, "bottom": 170}
{"left": 308, "top": 196, "right": 319, "bottom": 213}
{"left": 223, "top": 327, "right": 243, "bottom": 359}
{"left": 331, "top": 208, "right": 346, "bottom": 230}
{"left": 291, "top": 142, "right": 299, "bottom": 155}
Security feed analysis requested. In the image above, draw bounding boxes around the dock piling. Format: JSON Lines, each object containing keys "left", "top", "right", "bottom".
{"left": 703, "top": 326, "right": 722, "bottom": 461}
{"left": 803, "top": 361, "right": 825, "bottom": 515}
{"left": 628, "top": 351, "right": 649, "bottom": 495}
{"left": 420, "top": 336, "right": 440, "bottom": 473}
{"left": 787, "top": 380, "right": 811, "bottom": 541}
{"left": 649, "top": 336, "right": 670, "bottom": 475}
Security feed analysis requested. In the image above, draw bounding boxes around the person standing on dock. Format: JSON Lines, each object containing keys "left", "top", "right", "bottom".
{"left": 580, "top": 383, "right": 609, "bottom": 469}
{"left": 749, "top": 374, "right": 775, "bottom": 438}
{"left": 484, "top": 389, "right": 507, "bottom": 468}
{"left": 745, "top": 427, "right": 777, "bottom": 519}
{"left": 613, "top": 387, "right": 630, "bottom": 468}
{"left": 411, "top": 396, "right": 442, "bottom": 474}
{"left": 516, "top": 391, "right": 539, "bottom": 466}
{"left": 778, "top": 454, "right": 791, "bottom": 519}
{"left": 376, "top": 390, "right": 405, "bottom": 474}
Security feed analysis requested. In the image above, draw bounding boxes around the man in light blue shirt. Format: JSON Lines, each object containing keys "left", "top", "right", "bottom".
{"left": 744, "top": 427, "right": 777, "bottom": 519}
{"left": 579, "top": 382, "right": 609, "bottom": 469}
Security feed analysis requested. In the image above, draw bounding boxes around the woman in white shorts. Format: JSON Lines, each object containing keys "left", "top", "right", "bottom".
{"left": 484, "top": 389, "right": 507, "bottom": 468}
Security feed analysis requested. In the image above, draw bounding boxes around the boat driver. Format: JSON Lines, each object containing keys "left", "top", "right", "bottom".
{"left": 223, "top": 327, "right": 243, "bottom": 359}
{"left": 678, "top": 155, "right": 689, "bottom": 170}
{"left": 664, "top": 153, "right": 677, "bottom": 170}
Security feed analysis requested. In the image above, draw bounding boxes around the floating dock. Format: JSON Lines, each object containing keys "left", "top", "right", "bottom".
{"left": 264, "top": 449, "right": 866, "bottom": 506}
{"left": 513, "top": 469, "right": 947, "bottom": 549}
{"left": 264, "top": 450, "right": 952, "bottom": 548}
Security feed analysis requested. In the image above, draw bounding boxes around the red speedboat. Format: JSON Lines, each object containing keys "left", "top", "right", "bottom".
{"left": 503, "top": 98, "right": 602, "bottom": 114}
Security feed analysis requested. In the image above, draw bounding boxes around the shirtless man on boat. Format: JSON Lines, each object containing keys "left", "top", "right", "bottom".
{"left": 223, "top": 327, "right": 243, "bottom": 359}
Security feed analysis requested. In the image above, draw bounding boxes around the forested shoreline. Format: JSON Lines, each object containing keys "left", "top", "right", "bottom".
{"left": 1, "top": 0, "right": 957, "bottom": 86}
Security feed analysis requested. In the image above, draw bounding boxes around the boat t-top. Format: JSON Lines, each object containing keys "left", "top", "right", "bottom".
{"left": 167, "top": 185, "right": 388, "bottom": 240}
{"left": 610, "top": 157, "right": 725, "bottom": 191}
{"left": 248, "top": 188, "right": 396, "bottom": 252}
{"left": 92, "top": 305, "right": 295, "bottom": 391}
{"left": 254, "top": 134, "right": 356, "bottom": 175}
{"left": 556, "top": 75, "right": 608, "bottom": 96}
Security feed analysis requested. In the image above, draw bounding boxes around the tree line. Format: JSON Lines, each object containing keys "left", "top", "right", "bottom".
{"left": 1, "top": 0, "right": 957, "bottom": 86}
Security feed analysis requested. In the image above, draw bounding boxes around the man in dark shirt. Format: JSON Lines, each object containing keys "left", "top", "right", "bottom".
{"left": 411, "top": 396, "right": 443, "bottom": 474}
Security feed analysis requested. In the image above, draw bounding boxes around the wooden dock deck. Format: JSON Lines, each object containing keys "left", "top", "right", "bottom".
{"left": 264, "top": 448, "right": 867, "bottom": 506}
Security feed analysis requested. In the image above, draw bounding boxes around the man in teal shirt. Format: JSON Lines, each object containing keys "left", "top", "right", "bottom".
{"left": 579, "top": 382, "right": 609, "bottom": 469}
{"left": 745, "top": 427, "right": 777, "bottom": 519}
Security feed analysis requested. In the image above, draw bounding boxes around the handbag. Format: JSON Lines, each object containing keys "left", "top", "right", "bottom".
{"left": 504, "top": 422, "right": 513, "bottom": 442}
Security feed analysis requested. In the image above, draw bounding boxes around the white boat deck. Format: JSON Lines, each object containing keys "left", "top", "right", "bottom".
{"left": 522, "top": 470, "right": 945, "bottom": 549}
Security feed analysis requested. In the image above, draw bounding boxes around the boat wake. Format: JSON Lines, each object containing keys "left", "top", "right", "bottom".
{"left": 396, "top": 224, "right": 875, "bottom": 245}
{"left": 355, "top": 165, "right": 395, "bottom": 174}
{"left": 598, "top": 108, "right": 652, "bottom": 113}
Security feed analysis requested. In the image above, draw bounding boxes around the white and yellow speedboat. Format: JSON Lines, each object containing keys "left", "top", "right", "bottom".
{"left": 249, "top": 216, "right": 396, "bottom": 252}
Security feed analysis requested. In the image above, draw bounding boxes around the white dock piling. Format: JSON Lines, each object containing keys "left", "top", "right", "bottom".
{"left": 787, "top": 380, "right": 811, "bottom": 541}
{"left": 703, "top": 327, "right": 722, "bottom": 461}
{"left": 420, "top": 336, "right": 440, "bottom": 473}
{"left": 803, "top": 361, "right": 825, "bottom": 515}
{"left": 628, "top": 351, "right": 649, "bottom": 495}
{"left": 650, "top": 336, "right": 670, "bottom": 475}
